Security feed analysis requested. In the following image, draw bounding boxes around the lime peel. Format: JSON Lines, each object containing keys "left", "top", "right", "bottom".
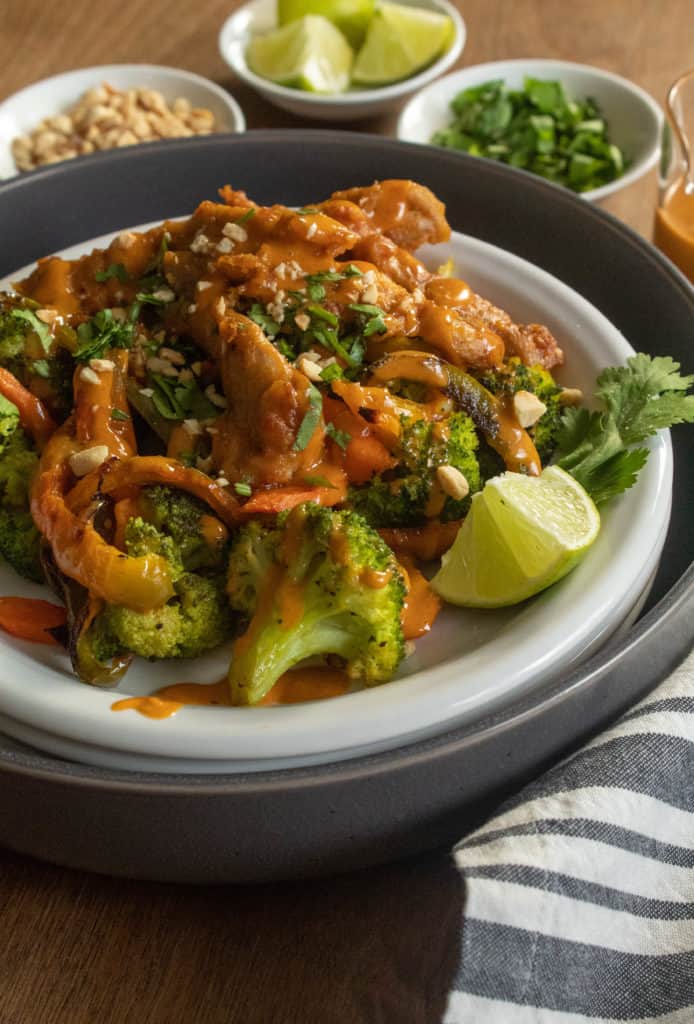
{"left": 247, "top": 15, "right": 354, "bottom": 94}
{"left": 431, "top": 465, "right": 601, "bottom": 608}
{"left": 352, "top": 1, "right": 455, "bottom": 87}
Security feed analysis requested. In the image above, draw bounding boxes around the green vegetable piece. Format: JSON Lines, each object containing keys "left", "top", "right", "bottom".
{"left": 95, "top": 263, "right": 129, "bottom": 283}
{"left": 226, "top": 505, "right": 406, "bottom": 704}
{"left": 293, "top": 384, "right": 323, "bottom": 451}
{"left": 10, "top": 309, "right": 52, "bottom": 354}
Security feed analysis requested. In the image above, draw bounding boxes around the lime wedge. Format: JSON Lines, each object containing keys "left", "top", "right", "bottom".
{"left": 247, "top": 15, "right": 353, "bottom": 93}
{"left": 351, "top": 1, "right": 454, "bottom": 86}
{"left": 431, "top": 465, "right": 601, "bottom": 607}
{"left": 278, "top": 0, "right": 376, "bottom": 49}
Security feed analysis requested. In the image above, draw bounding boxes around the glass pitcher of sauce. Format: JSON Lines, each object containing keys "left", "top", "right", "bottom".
{"left": 654, "top": 69, "right": 694, "bottom": 284}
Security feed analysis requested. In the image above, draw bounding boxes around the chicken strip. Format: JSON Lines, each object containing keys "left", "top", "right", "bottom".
{"left": 331, "top": 180, "right": 450, "bottom": 251}
{"left": 211, "top": 312, "right": 323, "bottom": 486}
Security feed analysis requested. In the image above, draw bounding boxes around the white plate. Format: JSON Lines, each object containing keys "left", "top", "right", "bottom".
{"left": 0, "top": 64, "right": 246, "bottom": 180}
{"left": 397, "top": 59, "right": 663, "bottom": 203}
{"left": 0, "top": 227, "right": 672, "bottom": 773}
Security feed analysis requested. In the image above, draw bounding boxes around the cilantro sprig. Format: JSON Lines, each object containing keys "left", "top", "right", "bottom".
{"left": 555, "top": 354, "right": 694, "bottom": 505}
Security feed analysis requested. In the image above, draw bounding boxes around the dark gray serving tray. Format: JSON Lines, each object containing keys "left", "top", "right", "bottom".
{"left": 0, "top": 132, "right": 692, "bottom": 883}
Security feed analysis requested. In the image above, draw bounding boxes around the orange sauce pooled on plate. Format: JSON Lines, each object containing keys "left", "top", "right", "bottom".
{"left": 400, "top": 561, "right": 442, "bottom": 640}
{"left": 111, "top": 667, "right": 351, "bottom": 719}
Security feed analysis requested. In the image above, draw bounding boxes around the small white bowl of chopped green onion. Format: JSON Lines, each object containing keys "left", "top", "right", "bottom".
{"left": 397, "top": 59, "right": 663, "bottom": 201}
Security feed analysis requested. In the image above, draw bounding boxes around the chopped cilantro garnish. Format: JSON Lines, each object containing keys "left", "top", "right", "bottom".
{"left": 31, "top": 359, "right": 51, "bottom": 378}
{"left": 307, "top": 304, "right": 339, "bottom": 327}
{"left": 236, "top": 208, "right": 256, "bottom": 224}
{"left": 248, "top": 303, "right": 281, "bottom": 338}
{"left": 308, "top": 281, "right": 326, "bottom": 302}
{"left": 234, "top": 481, "right": 252, "bottom": 496}
{"left": 10, "top": 308, "right": 53, "bottom": 354}
{"left": 95, "top": 263, "right": 129, "bottom": 283}
{"left": 110, "top": 408, "right": 130, "bottom": 421}
{"left": 149, "top": 373, "right": 217, "bottom": 422}
{"left": 293, "top": 384, "right": 323, "bottom": 452}
{"left": 179, "top": 450, "right": 197, "bottom": 468}
{"left": 319, "top": 363, "right": 343, "bottom": 383}
{"left": 348, "top": 302, "right": 387, "bottom": 338}
{"left": 432, "top": 77, "right": 628, "bottom": 193}
{"left": 325, "top": 421, "right": 351, "bottom": 450}
{"left": 75, "top": 309, "right": 135, "bottom": 362}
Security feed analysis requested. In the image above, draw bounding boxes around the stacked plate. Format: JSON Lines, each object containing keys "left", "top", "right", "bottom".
{"left": 0, "top": 133, "right": 691, "bottom": 882}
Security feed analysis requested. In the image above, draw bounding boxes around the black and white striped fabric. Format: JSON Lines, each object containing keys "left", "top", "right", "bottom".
{"left": 445, "top": 647, "right": 694, "bottom": 1023}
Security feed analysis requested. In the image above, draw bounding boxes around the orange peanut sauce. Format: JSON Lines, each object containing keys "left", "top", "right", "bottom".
{"left": 400, "top": 560, "right": 442, "bottom": 640}
{"left": 111, "top": 666, "right": 351, "bottom": 719}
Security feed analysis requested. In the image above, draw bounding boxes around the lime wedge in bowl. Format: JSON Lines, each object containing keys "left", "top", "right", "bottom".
{"left": 431, "top": 465, "right": 601, "bottom": 607}
{"left": 352, "top": 1, "right": 455, "bottom": 86}
{"left": 247, "top": 15, "right": 354, "bottom": 93}
{"left": 278, "top": 0, "right": 376, "bottom": 49}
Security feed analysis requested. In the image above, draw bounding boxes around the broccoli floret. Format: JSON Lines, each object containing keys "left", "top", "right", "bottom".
{"left": 0, "top": 293, "right": 74, "bottom": 420}
{"left": 349, "top": 411, "right": 481, "bottom": 528}
{"left": 139, "top": 485, "right": 228, "bottom": 571}
{"left": 94, "top": 572, "right": 231, "bottom": 660}
{"left": 226, "top": 504, "right": 406, "bottom": 704}
{"left": 89, "top": 489, "right": 232, "bottom": 661}
{"left": 0, "top": 412, "right": 42, "bottom": 582}
{"left": 478, "top": 358, "right": 562, "bottom": 463}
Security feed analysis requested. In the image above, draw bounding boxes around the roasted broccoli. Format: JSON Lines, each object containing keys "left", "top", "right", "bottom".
{"left": 226, "top": 504, "right": 406, "bottom": 704}
{"left": 0, "top": 395, "right": 42, "bottom": 581}
{"left": 478, "top": 358, "right": 562, "bottom": 462}
{"left": 0, "top": 293, "right": 74, "bottom": 421}
{"left": 88, "top": 489, "right": 232, "bottom": 661}
{"left": 349, "top": 411, "right": 481, "bottom": 528}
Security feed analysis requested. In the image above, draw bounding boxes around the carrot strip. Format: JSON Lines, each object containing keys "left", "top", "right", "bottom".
{"left": 240, "top": 464, "right": 348, "bottom": 517}
{"left": 323, "top": 395, "right": 396, "bottom": 484}
{"left": 0, "top": 366, "right": 56, "bottom": 447}
{"left": 0, "top": 597, "right": 66, "bottom": 645}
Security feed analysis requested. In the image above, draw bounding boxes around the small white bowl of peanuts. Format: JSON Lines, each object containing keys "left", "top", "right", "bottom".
{"left": 0, "top": 63, "right": 246, "bottom": 178}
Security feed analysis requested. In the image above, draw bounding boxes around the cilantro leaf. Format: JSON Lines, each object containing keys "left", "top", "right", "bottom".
{"left": 10, "top": 308, "right": 53, "bottom": 354}
{"left": 248, "top": 303, "right": 281, "bottom": 338}
{"left": 110, "top": 408, "right": 130, "bottom": 421}
{"left": 596, "top": 354, "right": 694, "bottom": 444}
{"left": 149, "top": 374, "right": 217, "bottom": 422}
{"left": 74, "top": 309, "right": 135, "bottom": 362}
{"left": 555, "top": 354, "right": 694, "bottom": 505}
{"left": 95, "top": 263, "right": 129, "bottom": 283}
{"left": 293, "top": 384, "right": 322, "bottom": 452}
{"left": 325, "top": 421, "right": 351, "bottom": 450}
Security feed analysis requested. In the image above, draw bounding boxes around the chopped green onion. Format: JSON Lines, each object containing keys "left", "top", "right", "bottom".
{"left": 293, "top": 384, "right": 323, "bottom": 452}
{"left": 325, "top": 422, "right": 351, "bottom": 450}
{"left": 234, "top": 481, "right": 252, "bottom": 496}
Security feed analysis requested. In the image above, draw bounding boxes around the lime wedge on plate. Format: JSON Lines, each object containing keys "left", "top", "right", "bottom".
{"left": 351, "top": 1, "right": 454, "bottom": 86}
{"left": 431, "top": 465, "right": 601, "bottom": 607}
{"left": 278, "top": 0, "right": 376, "bottom": 48}
{"left": 247, "top": 15, "right": 354, "bottom": 93}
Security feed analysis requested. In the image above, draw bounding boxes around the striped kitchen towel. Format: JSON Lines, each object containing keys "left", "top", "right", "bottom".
{"left": 445, "top": 645, "right": 694, "bottom": 1023}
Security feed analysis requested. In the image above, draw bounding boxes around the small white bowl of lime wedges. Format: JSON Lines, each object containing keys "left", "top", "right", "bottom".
{"left": 219, "top": 0, "right": 465, "bottom": 120}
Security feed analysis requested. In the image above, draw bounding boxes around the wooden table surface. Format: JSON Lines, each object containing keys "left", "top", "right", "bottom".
{"left": 0, "top": 3, "right": 691, "bottom": 1022}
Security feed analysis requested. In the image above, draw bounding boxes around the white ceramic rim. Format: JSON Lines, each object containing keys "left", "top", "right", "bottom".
{"left": 218, "top": 0, "right": 465, "bottom": 106}
{"left": 396, "top": 58, "right": 664, "bottom": 202}
{"left": 0, "top": 223, "right": 673, "bottom": 771}
{"left": 0, "top": 63, "right": 246, "bottom": 179}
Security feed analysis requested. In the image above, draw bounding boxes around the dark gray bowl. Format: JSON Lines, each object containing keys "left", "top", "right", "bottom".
{"left": 0, "top": 132, "right": 692, "bottom": 883}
